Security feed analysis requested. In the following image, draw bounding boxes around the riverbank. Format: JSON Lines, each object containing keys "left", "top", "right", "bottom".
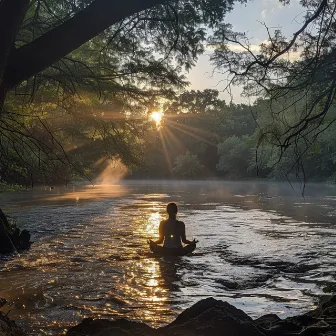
{"left": 2, "top": 295, "right": 335, "bottom": 336}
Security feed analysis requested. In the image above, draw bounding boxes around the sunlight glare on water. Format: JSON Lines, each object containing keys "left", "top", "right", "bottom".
{"left": 0, "top": 181, "right": 336, "bottom": 335}
{"left": 144, "top": 212, "right": 163, "bottom": 236}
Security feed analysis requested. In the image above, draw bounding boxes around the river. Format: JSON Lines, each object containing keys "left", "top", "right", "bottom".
{"left": 0, "top": 180, "right": 336, "bottom": 335}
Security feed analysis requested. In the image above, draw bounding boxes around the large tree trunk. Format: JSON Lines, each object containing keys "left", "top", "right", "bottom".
{"left": 0, "top": 0, "right": 30, "bottom": 113}
{"left": 3, "top": 0, "right": 167, "bottom": 91}
{"left": 0, "top": 0, "right": 29, "bottom": 79}
{"left": 0, "top": 0, "right": 167, "bottom": 110}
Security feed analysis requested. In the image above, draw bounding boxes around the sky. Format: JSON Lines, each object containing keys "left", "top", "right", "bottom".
{"left": 187, "top": 0, "right": 306, "bottom": 103}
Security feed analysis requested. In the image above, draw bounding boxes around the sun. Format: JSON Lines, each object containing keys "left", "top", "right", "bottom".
{"left": 150, "top": 111, "right": 163, "bottom": 128}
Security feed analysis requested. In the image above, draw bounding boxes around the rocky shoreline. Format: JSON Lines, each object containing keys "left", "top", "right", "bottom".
{"left": 3, "top": 295, "right": 336, "bottom": 336}
{"left": 66, "top": 296, "right": 336, "bottom": 336}
{"left": 0, "top": 296, "right": 336, "bottom": 336}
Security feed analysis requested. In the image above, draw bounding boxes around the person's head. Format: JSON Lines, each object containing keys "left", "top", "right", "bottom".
{"left": 167, "top": 202, "right": 178, "bottom": 218}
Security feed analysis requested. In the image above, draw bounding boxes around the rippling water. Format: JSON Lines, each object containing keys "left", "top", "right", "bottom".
{"left": 1, "top": 181, "right": 336, "bottom": 335}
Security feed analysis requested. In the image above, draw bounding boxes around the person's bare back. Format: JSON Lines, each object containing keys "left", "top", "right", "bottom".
{"left": 153, "top": 203, "right": 194, "bottom": 248}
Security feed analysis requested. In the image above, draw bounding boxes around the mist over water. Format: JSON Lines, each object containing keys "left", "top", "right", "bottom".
{"left": 0, "top": 180, "right": 336, "bottom": 335}
{"left": 94, "top": 159, "right": 128, "bottom": 185}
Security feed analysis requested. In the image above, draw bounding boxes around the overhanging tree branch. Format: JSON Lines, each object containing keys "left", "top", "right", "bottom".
{"left": 0, "top": 0, "right": 30, "bottom": 81}
{"left": 3, "top": 0, "right": 168, "bottom": 90}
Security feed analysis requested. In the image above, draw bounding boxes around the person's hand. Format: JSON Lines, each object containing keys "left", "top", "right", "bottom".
{"left": 193, "top": 239, "right": 199, "bottom": 244}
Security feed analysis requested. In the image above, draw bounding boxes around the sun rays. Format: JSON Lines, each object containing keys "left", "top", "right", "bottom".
{"left": 150, "top": 111, "right": 164, "bottom": 128}
{"left": 153, "top": 112, "right": 217, "bottom": 172}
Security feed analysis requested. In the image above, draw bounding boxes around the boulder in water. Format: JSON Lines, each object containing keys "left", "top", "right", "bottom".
{"left": 66, "top": 295, "right": 336, "bottom": 336}
{"left": 0, "top": 209, "right": 31, "bottom": 254}
{"left": 67, "top": 298, "right": 264, "bottom": 336}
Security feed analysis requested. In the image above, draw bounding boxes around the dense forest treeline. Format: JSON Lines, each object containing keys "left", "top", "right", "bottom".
{"left": 2, "top": 88, "right": 336, "bottom": 186}
{"left": 132, "top": 89, "right": 336, "bottom": 182}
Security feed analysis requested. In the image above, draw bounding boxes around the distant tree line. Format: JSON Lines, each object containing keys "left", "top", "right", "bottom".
{"left": 132, "top": 89, "right": 336, "bottom": 182}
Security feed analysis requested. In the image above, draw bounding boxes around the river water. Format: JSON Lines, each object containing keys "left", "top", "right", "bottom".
{"left": 0, "top": 180, "right": 336, "bottom": 335}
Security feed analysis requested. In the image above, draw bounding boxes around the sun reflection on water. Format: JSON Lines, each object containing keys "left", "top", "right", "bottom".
{"left": 144, "top": 212, "right": 163, "bottom": 238}
{"left": 113, "top": 257, "right": 170, "bottom": 324}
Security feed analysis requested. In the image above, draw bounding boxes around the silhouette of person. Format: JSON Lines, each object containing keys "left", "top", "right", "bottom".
{"left": 153, "top": 202, "right": 195, "bottom": 248}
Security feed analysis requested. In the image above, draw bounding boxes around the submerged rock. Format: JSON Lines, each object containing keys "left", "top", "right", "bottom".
{"left": 66, "top": 296, "right": 336, "bottom": 336}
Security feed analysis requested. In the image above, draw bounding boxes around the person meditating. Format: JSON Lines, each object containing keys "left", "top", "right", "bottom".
{"left": 153, "top": 202, "right": 195, "bottom": 248}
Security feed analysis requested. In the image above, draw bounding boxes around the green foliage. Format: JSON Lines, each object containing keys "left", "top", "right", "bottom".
{"left": 217, "top": 135, "right": 254, "bottom": 177}
{"left": 1, "top": 0, "right": 245, "bottom": 185}
{"left": 173, "top": 150, "right": 204, "bottom": 178}
{"left": 134, "top": 87, "right": 336, "bottom": 182}
{"left": 208, "top": 0, "right": 336, "bottom": 183}
{"left": 3, "top": 0, "right": 336, "bottom": 186}
{"left": 0, "top": 182, "right": 23, "bottom": 192}
{"left": 4, "top": 82, "right": 336, "bottom": 182}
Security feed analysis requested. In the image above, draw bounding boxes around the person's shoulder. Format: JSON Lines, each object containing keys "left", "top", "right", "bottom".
{"left": 177, "top": 220, "right": 185, "bottom": 226}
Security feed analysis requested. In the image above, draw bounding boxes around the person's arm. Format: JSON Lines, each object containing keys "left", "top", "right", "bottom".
{"left": 181, "top": 221, "right": 194, "bottom": 245}
{"left": 153, "top": 221, "right": 164, "bottom": 244}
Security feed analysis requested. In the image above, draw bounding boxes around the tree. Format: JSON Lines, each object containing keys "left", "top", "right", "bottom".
{"left": 0, "top": 0, "right": 246, "bottom": 187}
{"left": 173, "top": 150, "right": 204, "bottom": 178}
{"left": 0, "top": 0, "right": 243, "bottom": 183}
{"left": 0, "top": 0, "right": 239, "bottom": 110}
{"left": 217, "top": 135, "right": 254, "bottom": 177}
{"left": 209, "top": 0, "right": 336, "bottom": 180}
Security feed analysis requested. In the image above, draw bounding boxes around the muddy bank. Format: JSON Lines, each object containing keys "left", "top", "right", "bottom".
{"left": 65, "top": 295, "right": 336, "bottom": 336}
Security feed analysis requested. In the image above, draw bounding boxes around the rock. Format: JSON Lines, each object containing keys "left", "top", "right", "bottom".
{"left": 66, "top": 295, "right": 336, "bottom": 336}
{"left": 0, "top": 209, "right": 14, "bottom": 253}
{"left": 0, "top": 298, "right": 7, "bottom": 308}
{"left": 17, "top": 229, "right": 31, "bottom": 251}
{"left": 254, "top": 314, "right": 281, "bottom": 329}
{"left": 0, "top": 313, "right": 27, "bottom": 336}
{"left": 0, "top": 225, "right": 14, "bottom": 253}
{"left": 4, "top": 294, "right": 335, "bottom": 336}
{"left": 167, "top": 297, "right": 252, "bottom": 327}
{"left": 0, "top": 209, "right": 31, "bottom": 254}
{"left": 319, "top": 295, "right": 336, "bottom": 317}
{"left": 162, "top": 304, "right": 264, "bottom": 336}
{"left": 66, "top": 318, "right": 155, "bottom": 336}
{"left": 67, "top": 298, "right": 264, "bottom": 336}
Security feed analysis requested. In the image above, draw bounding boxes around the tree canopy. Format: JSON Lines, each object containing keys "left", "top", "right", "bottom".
{"left": 210, "top": 0, "right": 336, "bottom": 177}
{"left": 0, "top": 0, "right": 239, "bottom": 105}
{"left": 0, "top": 0, "right": 240, "bottom": 185}
{"left": 1, "top": 0, "right": 336, "bottom": 187}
